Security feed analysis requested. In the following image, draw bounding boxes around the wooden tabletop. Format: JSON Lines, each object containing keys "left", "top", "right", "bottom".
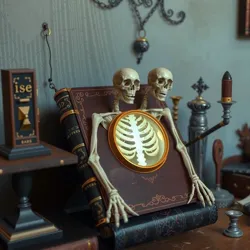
{"left": 0, "top": 142, "right": 78, "bottom": 175}
{"left": 129, "top": 208, "right": 250, "bottom": 250}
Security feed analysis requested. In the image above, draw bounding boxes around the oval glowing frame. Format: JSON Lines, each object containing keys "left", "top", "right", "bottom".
{"left": 108, "top": 110, "right": 169, "bottom": 173}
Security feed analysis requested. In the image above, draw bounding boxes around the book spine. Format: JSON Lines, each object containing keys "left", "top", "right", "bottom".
{"left": 245, "top": 0, "right": 250, "bottom": 35}
{"left": 111, "top": 203, "right": 217, "bottom": 250}
{"left": 54, "top": 88, "right": 107, "bottom": 228}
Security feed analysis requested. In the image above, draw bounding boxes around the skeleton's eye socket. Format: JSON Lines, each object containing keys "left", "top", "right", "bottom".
{"left": 124, "top": 79, "right": 131, "bottom": 86}
{"left": 158, "top": 78, "right": 165, "bottom": 84}
{"left": 134, "top": 80, "right": 140, "bottom": 87}
{"left": 168, "top": 79, "right": 173, "bottom": 87}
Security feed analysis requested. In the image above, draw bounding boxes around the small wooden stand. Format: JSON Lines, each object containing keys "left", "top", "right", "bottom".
{"left": 0, "top": 142, "right": 78, "bottom": 249}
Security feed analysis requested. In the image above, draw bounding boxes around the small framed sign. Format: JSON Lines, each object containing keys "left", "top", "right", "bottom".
{"left": 0, "top": 69, "right": 51, "bottom": 160}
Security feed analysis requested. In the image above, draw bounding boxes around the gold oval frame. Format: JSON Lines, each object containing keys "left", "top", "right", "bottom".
{"left": 108, "top": 110, "right": 169, "bottom": 173}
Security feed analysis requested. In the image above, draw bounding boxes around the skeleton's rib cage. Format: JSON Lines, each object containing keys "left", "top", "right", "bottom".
{"left": 108, "top": 110, "right": 169, "bottom": 173}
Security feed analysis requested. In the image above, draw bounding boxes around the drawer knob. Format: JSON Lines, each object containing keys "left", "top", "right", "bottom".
{"left": 233, "top": 183, "right": 238, "bottom": 188}
{"left": 246, "top": 186, "right": 250, "bottom": 190}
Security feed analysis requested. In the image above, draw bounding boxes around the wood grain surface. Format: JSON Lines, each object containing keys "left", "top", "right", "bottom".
{"left": 128, "top": 208, "right": 250, "bottom": 250}
{"left": 0, "top": 142, "right": 78, "bottom": 175}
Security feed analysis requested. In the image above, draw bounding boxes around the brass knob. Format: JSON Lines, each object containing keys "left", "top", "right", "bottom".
{"left": 233, "top": 183, "right": 238, "bottom": 188}
{"left": 246, "top": 186, "right": 250, "bottom": 190}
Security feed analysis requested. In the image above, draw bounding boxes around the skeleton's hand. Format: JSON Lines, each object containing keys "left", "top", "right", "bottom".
{"left": 106, "top": 189, "right": 139, "bottom": 227}
{"left": 188, "top": 174, "right": 215, "bottom": 207}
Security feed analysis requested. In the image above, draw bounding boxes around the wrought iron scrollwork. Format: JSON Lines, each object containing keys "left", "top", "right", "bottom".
{"left": 159, "top": 1, "right": 186, "bottom": 25}
{"left": 91, "top": 0, "right": 186, "bottom": 25}
{"left": 135, "top": 0, "right": 153, "bottom": 7}
{"left": 91, "top": 0, "right": 186, "bottom": 63}
{"left": 91, "top": 0, "right": 123, "bottom": 9}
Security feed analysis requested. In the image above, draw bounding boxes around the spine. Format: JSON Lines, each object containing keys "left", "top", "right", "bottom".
{"left": 54, "top": 88, "right": 107, "bottom": 228}
{"left": 111, "top": 203, "right": 217, "bottom": 250}
{"left": 245, "top": 0, "right": 250, "bottom": 35}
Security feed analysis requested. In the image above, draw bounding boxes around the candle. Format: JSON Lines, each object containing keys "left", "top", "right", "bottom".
{"left": 221, "top": 71, "right": 232, "bottom": 102}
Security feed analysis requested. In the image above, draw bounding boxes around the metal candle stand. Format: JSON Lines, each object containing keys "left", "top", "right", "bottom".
{"left": 186, "top": 99, "right": 236, "bottom": 147}
{"left": 170, "top": 96, "right": 182, "bottom": 123}
{"left": 185, "top": 72, "right": 236, "bottom": 174}
{"left": 187, "top": 78, "right": 211, "bottom": 181}
{"left": 224, "top": 210, "right": 243, "bottom": 238}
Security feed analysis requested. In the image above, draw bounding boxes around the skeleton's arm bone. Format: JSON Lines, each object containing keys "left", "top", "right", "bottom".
{"left": 88, "top": 113, "right": 115, "bottom": 191}
{"left": 88, "top": 112, "right": 139, "bottom": 227}
{"left": 161, "top": 108, "right": 215, "bottom": 206}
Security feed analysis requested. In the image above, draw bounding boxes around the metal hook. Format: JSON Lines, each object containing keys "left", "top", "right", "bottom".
{"left": 41, "top": 22, "right": 51, "bottom": 37}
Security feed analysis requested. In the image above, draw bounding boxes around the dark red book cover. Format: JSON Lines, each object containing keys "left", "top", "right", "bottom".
{"left": 238, "top": 0, "right": 250, "bottom": 37}
{"left": 68, "top": 85, "right": 196, "bottom": 216}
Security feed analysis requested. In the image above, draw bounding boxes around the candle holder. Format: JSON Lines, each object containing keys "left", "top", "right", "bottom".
{"left": 170, "top": 96, "right": 182, "bottom": 122}
{"left": 223, "top": 210, "right": 243, "bottom": 238}
{"left": 185, "top": 71, "right": 236, "bottom": 147}
{"left": 218, "top": 100, "right": 236, "bottom": 125}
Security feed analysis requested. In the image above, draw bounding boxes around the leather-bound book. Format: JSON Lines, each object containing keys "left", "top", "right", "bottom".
{"left": 54, "top": 85, "right": 217, "bottom": 249}
{"left": 54, "top": 88, "right": 107, "bottom": 229}
{"left": 56, "top": 85, "right": 196, "bottom": 216}
{"left": 107, "top": 203, "right": 217, "bottom": 250}
{"left": 238, "top": 0, "right": 250, "bottom": 37}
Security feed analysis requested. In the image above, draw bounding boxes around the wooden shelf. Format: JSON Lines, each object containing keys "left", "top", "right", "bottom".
{"left": 0, "top": 142, "right": 78, "bottom": 175}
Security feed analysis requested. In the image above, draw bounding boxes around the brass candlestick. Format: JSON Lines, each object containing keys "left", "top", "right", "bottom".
{"left": 170, "top": 96, "right": 182, "bottom": 122}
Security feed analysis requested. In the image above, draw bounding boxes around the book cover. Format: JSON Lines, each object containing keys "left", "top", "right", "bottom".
{"left": 66, "top": 85, "right": 196, "bottom": 216}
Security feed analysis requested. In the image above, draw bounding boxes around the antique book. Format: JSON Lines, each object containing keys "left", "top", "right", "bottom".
{"left": 69, "top": 203, "right": 217, "bottom": 250}
{"left": 54, "top": 85, "right": 218, "bottom": 249}
{"left": 54, "top": 88, "right": 107, "bottom": 229}
{"left": 55, "top": 85, "right": 197, "bottom": 219}
{"left": 222, "top": 163, "right": 250, "bottom": 175}
{"left": 108, "top": 203, "right": 217, "bottom": 250}
{"left": 238, "top": 0, "right": 250, "bottom": 37}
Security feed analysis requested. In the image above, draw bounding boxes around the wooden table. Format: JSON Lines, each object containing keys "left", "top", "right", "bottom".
{"left": 129, "top": 208, "right": 250, "bottom": 250}
{"left": 0, "top": 142, "right": 78, "bottom": 250}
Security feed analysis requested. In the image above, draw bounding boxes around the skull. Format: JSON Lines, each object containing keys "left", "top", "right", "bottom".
{"left": 113, "top": 68, "right": 140, "bottom": 104}
{"left": 148, "top": 67, "right": 173, "bottom": 101}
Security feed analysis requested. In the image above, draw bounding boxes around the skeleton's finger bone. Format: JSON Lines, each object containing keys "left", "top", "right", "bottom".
{"left": 195, "top": 183, "right": 205, "bottom": 207}
{"left": 124, "top": 204, "right": 139, "bottom": 216}
{"left": 187, "top": 184, "right": 195, "bottom": 204}
{"left": 117, "top": 199, "right": 128, "bottom": 223}
{"left": 113, "top": 202, "right": 120, "bottom": 227}
{"left": 199, "top": 182, "right": 215, "bottom": 205}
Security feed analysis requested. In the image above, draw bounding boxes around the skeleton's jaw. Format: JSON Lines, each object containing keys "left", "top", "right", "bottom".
{"left": 121, "top": 90, "right": 137, "bottom": 104}
{"left": 157, "top": 92, "right": 167, "bottom": 101}
{"left": 154, "top": 89, "right": 168, "bottom": 102}
{"left": 123, "top": 94, "right": 135, "bottom": 104}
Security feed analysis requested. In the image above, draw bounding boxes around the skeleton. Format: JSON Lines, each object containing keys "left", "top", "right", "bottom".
{"left": 88, "top": 67, "right": 215, "bottom": 228}
{"left": 140, "top": 67, "right": 215, "bottom": 207}
{"left": 88, "top": 68, "right": 140, "bottom": 228}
